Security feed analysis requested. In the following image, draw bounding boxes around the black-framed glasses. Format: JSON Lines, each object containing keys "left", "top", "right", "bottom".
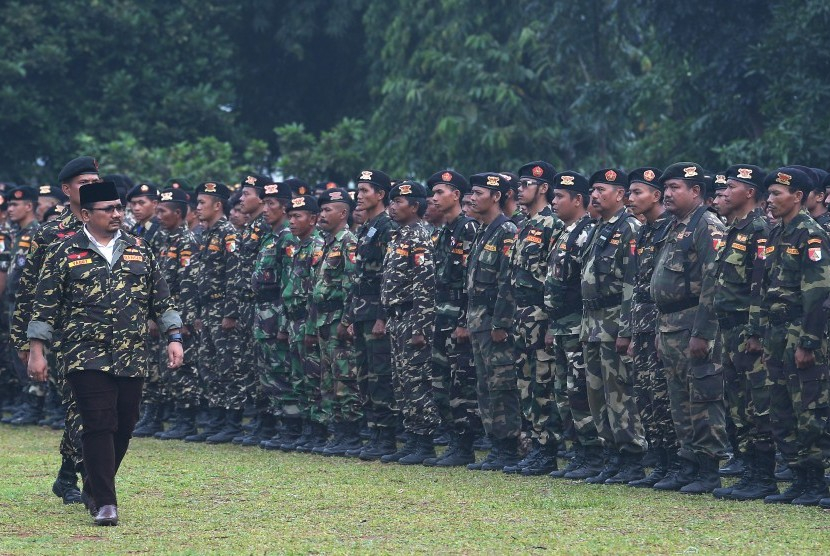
{"left": 88, "top": 205, "right": 124, "bottom": 215}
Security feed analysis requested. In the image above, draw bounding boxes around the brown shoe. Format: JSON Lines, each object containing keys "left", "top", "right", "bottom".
{"left": 94, "top": 505, "right": 118, "bottom": 526}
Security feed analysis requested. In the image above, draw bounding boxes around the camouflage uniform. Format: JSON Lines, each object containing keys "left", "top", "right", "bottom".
{"left": 382, "top": 221, "right": 438, "bottom": 436}
{"left": 342, "top": 212, "right": 398, "bottom": 431}
{"left": 581, "top": 207, "right": 647, "bottom": 454}
{"left": 0, "top": 221, "right": 15, "bottom": 406}
{"left": 509, "top": 205, "right": 562, "bottom": 447}
{"left": 651, "top": 204, "right": 728, "bottom": 461}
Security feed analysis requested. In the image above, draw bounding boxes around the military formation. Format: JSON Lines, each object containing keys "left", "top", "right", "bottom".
{"left": 2, "top": 156, "right": 830, "bottom": 511}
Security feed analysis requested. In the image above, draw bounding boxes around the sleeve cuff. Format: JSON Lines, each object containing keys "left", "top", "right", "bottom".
{"left": 158, "top": 310, "right": 183, "bottom": 332}
{"left": 27, "top": 320, "right": 53, "bottom": 343}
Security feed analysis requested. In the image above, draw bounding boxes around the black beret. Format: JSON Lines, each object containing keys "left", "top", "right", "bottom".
{"left": 469, "top": 172, "right": 510, "bottom": 193}
{"left": 589, "top": 168, "right": 628, "bottom": 188}
{"left": 823, "top": 171, "right": 830, "bottom": 191}
{"left": 165, "top": 178, "right": 192, "bottom": 191}
{"left": 725, "top": 164, "right": 766, "bottom": 190}
{"left": 659, "top": 162, "right": 708, "bottom": 186}
{"left": 628, "top": 167, "right": 663, "bottom": 191}
{"left": 786, "top": 165, "right": 819, "bottom": 190}
{"left": 763, "top": 167, "right": 812, "bottom": 193}
{"left": 551, "top": 171, "right": 590, "bottom": 195}
{"left": 262, "top": 181, "right": 292, "bottom": 200}
{"left": 43, "top": 205, "right": 64, "bottom": 220}
{"left": 318, "top": 187, "right": 354, "bottom": 209}
{"left": 499, "top": 172, "right": 520, "bottom": 192}
{"left": 390, "top": 180, "right": 428, "bottom": 199}
{"left": 80, "top": 181, "right": 119, "bottom": 206}
{"left": 287, "top": 195, "right": 320, "bottom": 214}
{"left": 159, "top": 188, "right": 190, "bottom": 205}
{"left": 38, "top": 184, "right": 68, "bottom": 202}
{"left": 356, "top": 169, "right": 392, "bottom": 192}
{"left": 58, "top": 156, "right": 99, "bottom": 184}
{"left": 282, "top": 178, "right": 310, "bottom": 197}
{"left": 426, "top": 170, "right": 468, "bottom": 194}
{"left": 812, "top": 168, "right": 829, "bottom": 188}
{"left": 316, "top": 181, "right": 339, "bottom": 193}
{"left": 195, "top": 181, "right": 231, "bottom": 200}
{"left": 0, "top": 193, "right": 6, "bottom": 210}
{"left": 126, "top": 182, "right": 160, "bottom": 201}
{"left": 7, "top": 186, "right": 38, "bottom": 203}
{"left": 713, "top": 172, "right": 728, "bottom": 191}
{"left": 518, "top": 161, "right": 557, "bottom": 185}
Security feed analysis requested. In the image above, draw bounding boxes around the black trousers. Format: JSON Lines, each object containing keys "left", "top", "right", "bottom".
{"left": 67, "top": 370, "right": 144, "bottom": 507}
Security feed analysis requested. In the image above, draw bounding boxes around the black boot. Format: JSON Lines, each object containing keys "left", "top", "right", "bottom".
{"left": 52, "top": 456, "right": 82, "bottom": 504}
{"left": 435, "top": 431, "right": 476, "bottom": 467}
{"left": 819, "top": 496, "right": 830, "bottom": 509}
{"left": 585, "top": 448, "right": 621, "bottom": 484}
{"left": 765, "top": 466, "right": 810, "bottom": 504}
{"left": 629, "top": 447, "right": 667, "bottom": 488}
{"left": 10, "top": 393, "right": 45, "bottom": 426}
{"left": 791, "top": 467, "right": 830, "bottom": 506}
{"left": 205, "top": 408, "right": 244, "bottom": 444}
{"left": 347, "top": 428, "right": 376, "bottom": 457}
{"left": 264, "top": 417, "right": 300, "bottom": 451}
{"left": 719, "top": 449, "right": 745, "bottom": 477}
{"left": 325, "top": 421, "right": 363, "bottom": 457}
{"left": 564, "top": 445, "right": 605, "bottom": 480}
{"left": 680, "top": 454, "right": 722, "bottom": 494}
{"left": 312, "top": 424, "right": 340, "bottom": 455}
{"left": 381, "top": 434, "right": 418, "bottom": 463}
{"left": 184, "top": 407, "right": 225, "bottom": 442}
{"left": 424, "top": 432, "right": 457, "bottom": 467}
{"left": 240, "top": 413, "right": 276, "bottom": 447}
{"left": 504, "top": 439, "right": 542, "bottom": 475}
{"left": 297, "top": 422, "right": 330, "bottom": 453}
{"left": 156, "top": 407, "right": 199, "bottom": 440}
{"left": 481, "top": 437, "right": 521, "bottom": 471}
{"left": 132, "top": 403, "right": 164, "bottom": 437}
{"left": 359, "top": 427, "right": 398, "bottom": 461}
{"left": 551, "top": 445, "right": 584, "bottom": 478}
{"left": 467, "top": 442, "right": 499, "bottom": 471}
{"left": 398, "top": 434, "right": 437, "bottom": 465}
{"left": 605, "top": 451, "right": 645, "bottom": 484}
{"left": 653, "top": 453, "right": 698, "bottom": 491}
{"left": 521, "top": 442, "right": 559, "bottom": 476}
{"left": 729, "top": 449, "right": 779, "bottom": 501}
{"left": 774, "top": 454, "right": 794, "bottom": 481}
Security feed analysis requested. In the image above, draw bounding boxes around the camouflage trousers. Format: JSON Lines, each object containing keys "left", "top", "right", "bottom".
{"left": 632, "top": 332, "right": 677, "bottom": 451}
{"left": 318, "top": 320, "right": 362, "bottom": 424}
{"left": 514, "top": 308, "right": 561, "bottom": 446}
{"left": 141, "top": 332, "right": 165, "bottom": 406}
{"left": 764, "top": 323, "right": 830, "bottom": 469}
{"left": 388, "top": 310, "right": 439, "bottom": 436}
{"left": 52, "top": 344, "right": 83, "bottom": 467}
{"left": 256, "top": 334, "right": 290, "bottom": 416}
{"left": 471, "top": 330, "right": 521, "bottom": 440}
{"left": 288, "top": 318, "right": 324, "bottom": 424}
{"left": 584, "top": 341, "right": 647, "bottom": 454}
{"left": 720, "top": 323, "right": 773, "bottom": 454}
{"left": 239, "top": 301, "right": 263, "bottom": 408}
{"left": 656, "top": 329, "right": 728, "bottom": 460}
{"left": 158, "top": 335, "right": 200, "bottom": 410}
{"left": 547, "top": 333, "right": 600, "bottom": 447}
{"left": 430, "top": 313, "right": 477, "bottom": 435}
{"left": 353, "top": 319, "right": 397, "bottom": 429}
{"left": 198, "top": 303, "right": 245, "bottom": 410}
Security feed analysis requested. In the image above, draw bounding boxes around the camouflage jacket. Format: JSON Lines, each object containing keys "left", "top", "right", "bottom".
{"left": 282, "top": 230, "right": 324, "bottom": 336}
{"left": 252, "top": 220, "right": 296, "bottom": 339}
{"left": 622, "top": 211, "right": 673, "bottom": 336}
{"left": 5, "top": 219, "right": 40, "bottom": 306}
{"left": 310, "top": 227, "right": 357, "bottom": 330}
{"left": 510, "top": 208, "right": 527, "bottom": 229}
{"left": 195, "top": 217, "right": 240, "bottom": 319}
{"left": 381, "top": 221, "right": 435, "bottom": 337}
{"left": 27, "top": 231, "right": 181, "bottom": 378}
{"left": 343, "top": 211, "right": 397, "bottom": 326}
{"left": 509, "top": 205, "right": 562, "bottom": 314}
{"left": 813, "top": 211, "right": 830, "bottom": 235}
{"left": 713, "top": 207, "right": 769, "bottom": 336}
{"left": 757, "top": 210, "right": 830, "bottom": 349}
{"left": 545, "top": 214, "right": 594, "bottom": 336}
{"left": 466, "top": 214, "right": 517, "bottom": 333}
{"left": 0, "top": 221, "right": 13, "bottom": 274}
{"left": 130, "top": 217, "right": 166, "bottom": 256}
{"left": 157, "top": 224, "right": 199, "bottom": 326}
{"left": 233, "top": 212, "right": 269, "bottom": 308}
{"left": 650, "top": 204, "right": 725, "bottom": 340}
{"left": 11, "top": 210, "right": 84, "bottom": 350}
{"left": 580, "top": 208, "right": 640, "bottom": 342}
{"left": 433, "top": 213, "right": 478, "bottom": 326}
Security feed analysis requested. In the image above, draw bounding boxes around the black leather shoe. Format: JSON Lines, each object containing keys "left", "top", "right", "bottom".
{"left": 94, "top": 505, "right": 118, "bottom": 526}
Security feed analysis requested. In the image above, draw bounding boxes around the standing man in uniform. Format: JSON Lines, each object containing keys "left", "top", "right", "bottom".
{"left": 36, "top": 185, "right": 68, "bottom": 222}
{"left": 580, "top": 169, "right": 647, "bottom": 484}
{"left": 465, "top": 172, "right": 522, "bottom": 471}
{"left": 504, "top": 162, "right": 563, "bottom": 476}
{"left": 650, "top": 162, "right": 728, "bottom": 494}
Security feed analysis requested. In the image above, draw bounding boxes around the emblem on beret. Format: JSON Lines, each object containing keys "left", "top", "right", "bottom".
{"left": 93, "top": 159, "right": 99, "bottom": 171}
{"left": 605, "top": 170, "right": 617, "bottom": 182}
{"left": 14, "top": 190, "right": 23, "bottom": 199}
{"left": 486, "top": 176, "right": 500, "bottom": 187}
{"left": 360, "top": 170, "right": 373, "bottom": 181}
{"left": 160, "top": 192, "right": 173, "bottom": 201}
{"left": 683, "top": 166, "right": 698, "bottom": 178}
{"left": 140, "top": 184, "right": 150, "bottom": 192}
{"left": 264, "top": 184, "right": 279, "bottom": 195}
{"left": 715, "top": 175, "right": 727, "bottom": 185}
{"left": 532, "top": 166, "right": 544, "bottom": 178}
{"left": 776, "top": 172, "right": 792, "bottom": 186}
{"left": 737, "top": 168, "right": 753, "bottom": 179}
{"left": 441, "top": 172, "right": 453, "bottom": 182}
{"left": 204, "top": 183, "right": 217, "bottom": 193}
{"left": 172, "top": 182, "right": 181, "bottom": 188}
{"left": 298, "top": 186, "right": 307, "bottom": 195}
{"left": 291, "top": 197, "right": 306, "bottom": 208}
{"left": 330, "top": 191, "right": 343, "bottom": 200}
{"left": 245, "top": 176, "right": 257, "bottom": 186}
{"left": 40, "top": 185, "right": 51, "bottom": 194}
{"left": 560, "top": 175, "right": 575, "bottom": 186}
{"left": 326, "top": 182, "right": 337, "bottom": 189}
{"left": 399, "top": 184, "right": 412, "bottom": 195}
{"left": 644, "top": 170, "right": 655, "bottom": 182}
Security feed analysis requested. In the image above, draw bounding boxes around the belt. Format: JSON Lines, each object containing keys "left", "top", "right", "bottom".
{"left": 386, "top": 301, "right": 414, "bottom": 318}
{"left": 435, "top": 289, "right": 464, "bottom": 303}
{"left": 717, "top": 312, "right": 748, "bottom": 329}
{"left": 658, "top": 298, "right": 699, "bottom": 314}
{"left": 514, "top": 288, "right": 544, "bottom": 307}
{"left": 315, "top": 299, "right": 344, "bottom": 313}
{"left": 583, "top": 293, "right": 622, "bottom": 311}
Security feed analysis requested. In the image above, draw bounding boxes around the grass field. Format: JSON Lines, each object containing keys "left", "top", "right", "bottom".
{"left": 1, "top": 425, "right": 829, "bottom": 554}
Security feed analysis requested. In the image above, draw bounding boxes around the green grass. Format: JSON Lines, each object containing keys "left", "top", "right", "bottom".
{"left": 1, "top": 426, "right": 829, "bottom": 554}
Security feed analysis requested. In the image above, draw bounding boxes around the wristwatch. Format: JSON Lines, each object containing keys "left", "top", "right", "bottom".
{"left": 168, "top": 333, "right": 183, "bottom": 344}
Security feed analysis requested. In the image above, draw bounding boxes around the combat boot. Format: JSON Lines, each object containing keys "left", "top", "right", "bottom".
{"left": 10, "top": 393, "right": 45, "bottom": 426}
{"left": 481, "top": 437, "right": 521, "bottom": 471}
{"left": 205, "top": 408, "right": 244, "bottom": 444}
{"left": 132, "top": 403, "right": 164, "bottom": 437}
{"left": 38, "top": 389, "right": 62, "bottom": 426}
{"left": 774, "top": 454, "right": 794, "bottom": 481}
{"left": 325, "top": 421, "right": 363, "bottom": 457}
{"left": 503, "top": 439, "right": 541, "bottom": 475}
{"left": 629, "top": 447, "right": 668, "bottom": 488}
{"left": 680, "top": 454, "right": 721, "bottom": 494}
{"left": 267, "top": 417, "right": 301, "bottom": 451}
{"left": 381, "top": 434, "right": 418, "bottom": 463}
{"left": 521, "top": 442, "right": 559, "bottom": 476}
{"left": 729, "top": 449, "right": 779, "bottom": 501}
{"left": 472, "top": 433, "right": 492, "bottom": 451}
{"left": 791, "top": 467, "right": 830, "bottom": 506}
{"left": 312, "top": 424, "right": 340, "bottom": 455}
{"left": 564, "top": 445, "right": 605, "bottom": 480}
{"left": 52, "top": 456, "right": 82, "bottom": 504}
{"left": 605, "top": 451, "right": 645, "bottom": 484}
{"left": 424, "top": 432, "right": 456, "bottom": 466}
{"left": 653, "top": 453, "right": 698, "bottom": 491}
{"left": 398, "top": 434, "right": 437, "bottom": 465}
{"left": 551, "top": 445, "right": 584, "bottom": 478}
{"left": 467, "top": 443, "right": 499, "bottom": 471}
{"left": 347, "top": 428, "right": 376, "bottom": 458}
{"left": 359, "top": 427, "right": 397, "bottom": 461}
{"left": 156, "top": 407, "right": 198, "bottom": 440}
{"left": 185, "top": 407, "right": 226, "bottom": 442}
{"left": 298, "top": 422, "right": 330, "bottom": 453}
{"left": 765, "top": 466, "right": 810, "bottom": 503}
{"left": 434, "top": 431, "right": 476, "bottom": 467}
{"left": 239, "top": 413, "right": 276, "bottom": 447}
{"left": 719, "top": 448, "right": 745, "bottom": 477}
{"left": 819, "top": 496, "right": 830, "bottom": 509}
{"left": 585, "top": 448, "right": 621, "bottom": 484}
